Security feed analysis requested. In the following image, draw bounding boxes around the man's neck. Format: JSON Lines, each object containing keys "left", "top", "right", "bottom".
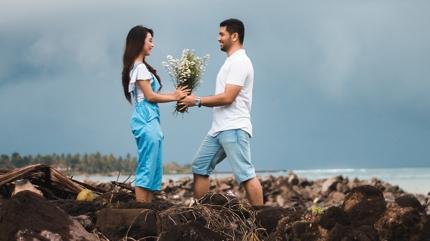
{"left": 226, "top": 45, "right": 243, "bottom": 57}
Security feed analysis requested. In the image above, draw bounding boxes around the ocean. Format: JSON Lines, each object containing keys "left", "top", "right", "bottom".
{"left": 73, "top": 167, "right": 430, "bottom": 195}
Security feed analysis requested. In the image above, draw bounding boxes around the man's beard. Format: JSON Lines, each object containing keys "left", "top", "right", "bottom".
{"left": 220, "top": 42, "right": 230, "bottom": 52}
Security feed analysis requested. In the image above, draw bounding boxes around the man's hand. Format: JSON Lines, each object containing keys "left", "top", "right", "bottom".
{"left": 178, "top": 95, "right": 196, "bottom": 111}
{"left": 177, "top": 84, "right": 242, "bottom": 111}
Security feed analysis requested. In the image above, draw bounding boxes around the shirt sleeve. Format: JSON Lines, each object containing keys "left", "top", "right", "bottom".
{"left": 225, "top": 59, "right": 248, "bottom": 86}
{"left": 136, "top": 64, "right": 153, "bottom": 82}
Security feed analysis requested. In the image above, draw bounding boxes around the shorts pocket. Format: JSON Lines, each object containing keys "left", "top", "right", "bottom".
{"left": 218, "top": 129, "right": 238, "bottom": 144}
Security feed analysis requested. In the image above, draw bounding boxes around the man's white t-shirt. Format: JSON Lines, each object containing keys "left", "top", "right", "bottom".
{"left": 208, "top": 49, "right": 254, "bottom": 137}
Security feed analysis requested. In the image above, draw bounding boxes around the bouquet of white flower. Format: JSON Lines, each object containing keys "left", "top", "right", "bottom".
{"left": 162, "top": 49, "right": 209, "bottom": 113}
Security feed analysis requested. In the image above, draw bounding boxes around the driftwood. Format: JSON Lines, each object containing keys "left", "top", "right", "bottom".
{"left": 0, "top": 164, "right": 102, "bottom": 199}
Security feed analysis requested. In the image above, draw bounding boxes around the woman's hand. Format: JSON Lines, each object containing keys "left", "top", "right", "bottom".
{"left": 173, "top": 86, "right": 191, "bottom": 101}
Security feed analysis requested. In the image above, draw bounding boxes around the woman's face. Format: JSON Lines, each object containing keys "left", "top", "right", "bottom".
{"left": 142, "top": 33, "right": 154, "bottom": 56}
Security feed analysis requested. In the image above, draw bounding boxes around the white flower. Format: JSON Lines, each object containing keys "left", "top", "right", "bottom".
{"left": 162, "top": 49, "right": 210, "bottom": 102}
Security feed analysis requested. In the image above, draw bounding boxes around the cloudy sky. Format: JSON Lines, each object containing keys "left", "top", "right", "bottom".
{"left": 1, "top": 0, "right": 429, "bottom": 170}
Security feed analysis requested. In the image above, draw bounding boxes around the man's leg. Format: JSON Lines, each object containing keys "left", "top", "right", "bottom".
{"left": 193, "top": 174, "right": 210, "bottom": 199}
{"left": 219, "top": 129, "right": 263, "bottom": 205}
{"left": 242, "top": 177, "right": 263, "bottom": 205}
{"left": 192, "top": 135, "right": 226, "bottom": 200}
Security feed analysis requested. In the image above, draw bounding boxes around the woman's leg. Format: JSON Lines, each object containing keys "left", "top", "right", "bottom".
{"left": 132, "top": 119, "right": 163, "bottom": 202}
{"left": 135, "top": 186, "right": 153, "bottom": 203}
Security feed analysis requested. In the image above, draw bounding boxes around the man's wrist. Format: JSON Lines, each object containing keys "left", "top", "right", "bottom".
{"left": 194, "top": 96, "right": 202, "bottom": 107}
{"left": 198, "top": 96, "right": 202, "bottom": 107}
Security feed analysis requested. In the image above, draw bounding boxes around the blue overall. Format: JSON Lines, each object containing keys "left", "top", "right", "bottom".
{"left": 129, "top": 64, "right": 163, "bottom": 191}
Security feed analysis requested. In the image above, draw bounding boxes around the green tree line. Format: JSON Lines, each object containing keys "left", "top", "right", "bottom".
{"left": 0, "top": 152, "right": 191, "bottom": 175}
{"left": 0, "top": 152, "right": 136, "bottom": 174}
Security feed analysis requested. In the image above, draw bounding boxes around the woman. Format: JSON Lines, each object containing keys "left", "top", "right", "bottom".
{"left": 122, "top": 25, "right": 189, "bottom": 202}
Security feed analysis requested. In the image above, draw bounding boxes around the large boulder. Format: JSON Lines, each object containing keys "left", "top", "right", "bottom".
{"left": 342, "top": 185, "right": 386, "bottom": 226}
{"left": 0, "top": 191, "right": 95, "bottom": 241}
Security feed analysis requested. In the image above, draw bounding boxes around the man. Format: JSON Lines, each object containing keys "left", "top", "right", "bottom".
{"left": 179, "top": 18, "right": 263, "bottom": 205}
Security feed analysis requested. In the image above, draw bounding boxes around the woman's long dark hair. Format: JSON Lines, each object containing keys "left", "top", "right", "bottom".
{"left": 122, "top": 25, "right": 162, "bottom": 103}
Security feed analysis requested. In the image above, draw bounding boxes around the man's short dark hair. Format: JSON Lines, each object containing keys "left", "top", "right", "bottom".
{"left": 220, "top": 18, "right": 245, "bottom": 44}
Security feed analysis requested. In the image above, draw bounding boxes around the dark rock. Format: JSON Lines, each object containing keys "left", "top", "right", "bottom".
{"left": 158, "top": 223, "right": 227, "bottom": 241}
{"left": 356, "top": 225, "right": 380, "bottom": 241}
{"left": 198, "top": 192, "right": 239, "bottom": 207}
{"left": 322, "top": 177, "right": 340, "bottom": 194}
{"left": 52, "top": 199, "right": 103, "bottom": 217}
{"left": 115, "top": 198, "right": 175, "bottom": 211}
{"left": 198, "top": 192, "right": 252, "bottom": 219}
{"left": 395, "top": 194, "right": 426, "bottom": 213}
{"left": 267, "top": 216, "right": 290, "bottom": 241}
{"left": 336, "top": 182, "right": 349, "bottom": 193}
{"left": 326, "top": 191, "right": 346, "bottom": 206}
{"left": 384, "top": 184, "right": 401, "bottom": 193}
{"left": 288, "top": 172, "right": 299, "bottom": 186}
{"left": 72, "top": 214, "right": 93, "bottom": 231}
{"left": 217, "top": 183, "right": 231, "bottom": 191}
{"left": 375, "top": 204, "right": 423, "bottom": 241}
{"left": 318, "top": 206, "right": 350, "bottom": 230}
{"left": 159, "top": 206, "right": 207, "bottom": 231}
{"left": 277, "top": 182, "right": 305, "bottom": 208}
{"left": 383, "top": 191, "right": 396, "bottom": 203}
{"left": 343, "top": 185, "right": 386, "bottom": 226}
{"left": 299, "top": 179, "right": 313, "bottom": 187}
{"left": 162, "top": 179, "right": 176, "bottom": 193}
{"left": 95, "top": 190, "right": 135, "bottom": 205}
{"left": 287, "top": 220, "right": 319, "bottom": 241}
{"left": 262, "top": 208, "right": 307, "bottom": 241}
{"left": 328, "top": 224, "right": 378, "bottom": 241}
{"left": 255, "top": 206, "right": 293, "bottom": 234}
{"left": 298, "top": 187, "right": 313, "bottom": 201}
{"left": 418, "top": 217, "right": 430, "bottom": 241}
{"left": 96, "top": 208, "right": 159, "bottom": 240}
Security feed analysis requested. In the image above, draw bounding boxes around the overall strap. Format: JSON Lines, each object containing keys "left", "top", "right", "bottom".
{"left": 129, "top": 63, "right": 144, "bottom": 104}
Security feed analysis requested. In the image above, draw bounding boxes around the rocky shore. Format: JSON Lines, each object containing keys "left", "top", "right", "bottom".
{"left": 0, "top": 165, "right": 429, "bottom": 240}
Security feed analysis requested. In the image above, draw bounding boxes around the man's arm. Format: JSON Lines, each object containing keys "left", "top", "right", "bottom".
{"left": 179, "top": 84, "right": 242, "bottom": 108}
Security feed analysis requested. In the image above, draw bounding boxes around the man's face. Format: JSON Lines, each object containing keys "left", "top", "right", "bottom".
{"left": 218, "top": 26, "right": 232, "bottom": 52}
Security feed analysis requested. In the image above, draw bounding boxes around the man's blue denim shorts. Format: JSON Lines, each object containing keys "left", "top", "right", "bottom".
{"left": 192, "top": 129, "right": 256, "bottom": 183}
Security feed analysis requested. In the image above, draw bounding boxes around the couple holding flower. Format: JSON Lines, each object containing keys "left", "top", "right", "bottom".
{"left": 121, "top": 18, "right": 263, "bottom": 205}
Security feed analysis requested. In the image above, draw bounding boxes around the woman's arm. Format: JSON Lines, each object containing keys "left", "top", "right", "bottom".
{"left": 137, "top": 80, "right": 188, "bottom": 103}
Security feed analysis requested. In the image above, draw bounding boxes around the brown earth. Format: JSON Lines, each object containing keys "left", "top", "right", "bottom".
{"left": 1, "top": 165, "right": 429, "bottom": 241}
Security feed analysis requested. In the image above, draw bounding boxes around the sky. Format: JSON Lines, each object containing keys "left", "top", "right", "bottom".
{"left": 1, "top": 0, "right": 429, "bottom": 170}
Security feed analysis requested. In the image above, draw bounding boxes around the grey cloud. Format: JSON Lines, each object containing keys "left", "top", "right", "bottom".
{"left": 1, "top": 0, "right": 429, "bottom": 169}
